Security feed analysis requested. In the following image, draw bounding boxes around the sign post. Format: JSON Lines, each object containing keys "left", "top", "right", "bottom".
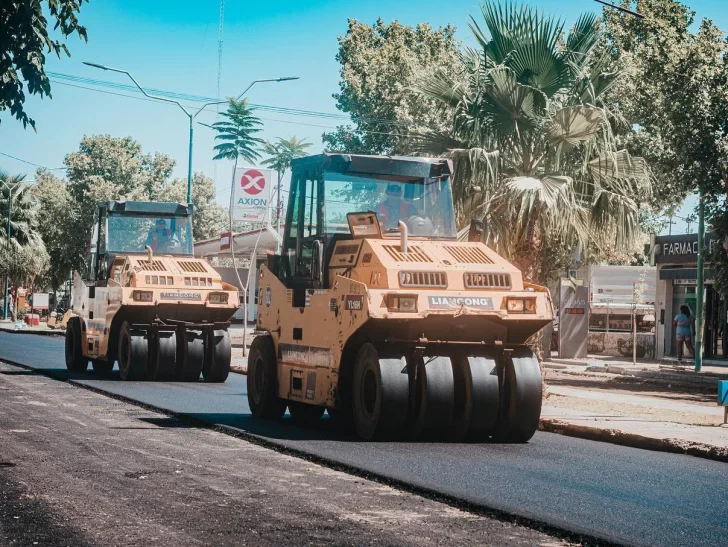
{"left": 231, "top": 167, "right": 273, "bottom": 224}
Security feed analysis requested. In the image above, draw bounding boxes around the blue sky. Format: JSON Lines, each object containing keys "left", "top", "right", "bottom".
{"left": 1, "top": 0, "right": 726, "bottom": 233}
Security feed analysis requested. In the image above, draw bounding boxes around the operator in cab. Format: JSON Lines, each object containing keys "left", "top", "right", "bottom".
{"left": 377, "top": 183, "right": 415, "bottom": 230}
{"left": 146, "top": 219, "right": 179, "bottom": 253}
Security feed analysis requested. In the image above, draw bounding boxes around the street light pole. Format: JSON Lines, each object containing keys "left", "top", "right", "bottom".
{"left": 695, "top": 190, "right": 705, "bottom": 372}
{"left": 82, "top": 62, "right": 298, "bottom": 204}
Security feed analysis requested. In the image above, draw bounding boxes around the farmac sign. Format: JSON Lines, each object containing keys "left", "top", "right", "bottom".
{"left": 231, "top": 167, "right": 273, "bottom": 223}
{"left": 654, "top": 233, "right": 717, "bottom": 264}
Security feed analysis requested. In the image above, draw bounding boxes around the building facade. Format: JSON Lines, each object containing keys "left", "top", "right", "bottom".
{"left": 652, "top": 232, "right": 726, "bottom": 360}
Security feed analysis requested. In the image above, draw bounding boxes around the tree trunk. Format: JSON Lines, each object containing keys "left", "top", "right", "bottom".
{"left": 511, "top": 210, "right": 542, "bottom": 284}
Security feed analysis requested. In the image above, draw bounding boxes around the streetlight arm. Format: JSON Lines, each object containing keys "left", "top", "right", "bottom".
{"left": 83, "top": 62, "right": 191, "bottom": 117}
{"left": 192, "top": 77, "right": 300, "bottom": 119}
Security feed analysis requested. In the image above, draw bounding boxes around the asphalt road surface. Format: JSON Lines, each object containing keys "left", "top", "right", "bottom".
{"left": 1, "top": 331, "right": 727, "bottom": 546}
{"left": 1, "top": 360, "right": 561, "bottom": 546}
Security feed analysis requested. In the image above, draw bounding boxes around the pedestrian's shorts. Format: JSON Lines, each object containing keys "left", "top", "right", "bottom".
{"left": 676, "top": 334, "right": 691, "bottom": 343}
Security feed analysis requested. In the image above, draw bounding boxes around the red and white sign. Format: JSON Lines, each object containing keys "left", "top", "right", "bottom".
{"left": 231, "top": 167, "right": 272, "bottom": 223}
{"left": 220, "top": 231, "right": 232, "bottom": 251}
{"left": 240, "top": 169, "right": 266, "bottom": 196}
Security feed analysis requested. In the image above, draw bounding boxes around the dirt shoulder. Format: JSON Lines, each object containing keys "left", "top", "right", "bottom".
{"left": 0, "top": 362, "right": 567, "bottom": 547}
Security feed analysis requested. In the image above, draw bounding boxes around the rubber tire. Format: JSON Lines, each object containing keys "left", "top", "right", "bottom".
{"left": 411, "top": 356, "right": 455, "bottom": 440}
{"left": 492, "top": 347, "right": 542, "bottom": 443}
{"left": 247, "top": 336, "right": 287, "bottom": 419}
{"left": 466, "top": 354, "right": 500, "bottom": 442}
{"left": 351, "top": 343, "right": 409, "bottom": 441}
{"left": 202, "top": 329, "right": 231, "bottom": 383}
{"left": 65, "top": 317, "right": 88, "bottom": 373}
{"left": 288, "top": 401, "right": 325, "bottom": 424}
{"left": 148, "top": 331, "right": 176, "bottom": 381}
{"left": 91, "top": 359, "right": 114, "bottom": 375}
{"left": 118, "top": 322, "right": 148, "bottom": 381}
{"left": 177, "top": 330, "right": 204, "bottom": 382}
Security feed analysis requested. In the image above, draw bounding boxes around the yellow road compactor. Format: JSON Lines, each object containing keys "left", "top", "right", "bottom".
{"left": 249, "top": 154, "right": 554, "bottom": 441}
{"left": 65, "top": 201, "right": 239, "bottom": 382}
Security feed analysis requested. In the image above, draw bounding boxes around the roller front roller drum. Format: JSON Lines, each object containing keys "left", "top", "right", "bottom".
{"left": 64, "top": 317, "right": 88, "bottom": 373}
{"left": 352, "top": 344, "right": 410, "bottom": 440}
{"left": 177, "top": 329, "right": 204, "bottom": 382}
{"left": 248, "top": 336, "right": 287, "bottom": 419}
{"left": 202, "top": 329, "right": 231, "bottom": 383}
{"left": 410, "top": 356, "right": 455, "bottom": 440}
{"left": 148, "top": 330, "right": 177, "bottom": 381}
{"left": 492, "top": 347, "right": 542, "bottom": 443}
{"left": 117, "top": 322, "right": 148, "bottom": 381}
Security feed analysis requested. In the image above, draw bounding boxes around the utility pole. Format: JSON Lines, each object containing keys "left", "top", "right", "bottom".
{"left": 695, "top": 191, "right": 705, "bottom": 372}
{"left": 83, "top": 62, "right": 298, "bottom": 205}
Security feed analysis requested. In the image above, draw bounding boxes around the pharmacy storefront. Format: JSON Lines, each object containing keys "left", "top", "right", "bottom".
{"left": 653, "top": 233, "right": 727, "bottom": 360}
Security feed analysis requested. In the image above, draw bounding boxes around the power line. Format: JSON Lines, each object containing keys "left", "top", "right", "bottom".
{"left": 51, "top": 79, "right": 413, "bottom": 139}
{"left": 48, "top": 71, "right": 427, "bottom": 128}
{"left": 0, "top": 151, "right": 64, "bottom": 171}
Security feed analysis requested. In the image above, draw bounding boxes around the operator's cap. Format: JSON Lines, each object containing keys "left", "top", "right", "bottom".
{"left": 386, "top": 183, "right": 402, "bottom": 195}
{"left": 155, "top": 219, "right": 166, "bottom": 227}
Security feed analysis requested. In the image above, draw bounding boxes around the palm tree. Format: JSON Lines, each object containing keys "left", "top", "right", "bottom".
{"left": 211, "top": 98, "right": 264, "bottom": 354}
{"left": 0, "top": 171, "right": 44, "bottom": 249}
{"left": 212, "top": 98, "right": 264, "bottom": 170}
{"left": 261, "top": 136, "right": 313, "bottom": 226}
{"left": 416, "top": 2, "right": 652, "bottom": 282}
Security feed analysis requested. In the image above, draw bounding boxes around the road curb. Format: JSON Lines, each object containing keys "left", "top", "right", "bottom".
{"left": 539, "top": 418, "right": 728, "bottom": 464}
{"left": 0, "top": 327, "right": 63, "bottom": 337}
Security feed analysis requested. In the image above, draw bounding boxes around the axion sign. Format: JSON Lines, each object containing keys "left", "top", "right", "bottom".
{"left": 231, "top": 166, "right": 273, "bottom": 223}
{"left": 240, "top": 169, "right": 266, "bottom": 196}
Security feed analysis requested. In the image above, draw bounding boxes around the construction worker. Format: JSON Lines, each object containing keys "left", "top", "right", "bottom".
{"left": 145, "top": 219, "right": 178, "bottom": 253}
{"left": 376, "top": 183, "right": 415, "bottom": 231}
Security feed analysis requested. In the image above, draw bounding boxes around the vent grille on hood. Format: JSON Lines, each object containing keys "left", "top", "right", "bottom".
{"left": 382, "top": 245, "right": 432, "bottom": 263}
{"left": 137, "top": 260, "right": 167, "bottom": 272}
{"left": 443, "top": 245, "right": 493, "bottom": 264}
{"left": 178, "top": 261, "right": 208, "bottom": 273}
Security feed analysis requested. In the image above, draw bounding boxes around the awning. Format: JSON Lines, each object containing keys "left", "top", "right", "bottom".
{"left": 658, "top": 268, "right": 714, "bottom": 281}
{"left": 194, "top": 225, "right": 282, "bottom": 258}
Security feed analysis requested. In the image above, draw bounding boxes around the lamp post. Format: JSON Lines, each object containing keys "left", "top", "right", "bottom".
{"left": 82, "top": 62, "right": 298, "bottom": 204}
{"left": 695, "top": 190, "right": 705, "bottom": 372}
{"left": 1, "top": 178, "right": 24, "bottom": 321}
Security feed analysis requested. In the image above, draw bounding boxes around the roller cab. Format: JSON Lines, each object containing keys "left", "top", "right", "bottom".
{"left": 66, "top": 200, "right": 238, "bottom": 383}
{"left": 251, "top": 154, "right": 554, "bottom": 441}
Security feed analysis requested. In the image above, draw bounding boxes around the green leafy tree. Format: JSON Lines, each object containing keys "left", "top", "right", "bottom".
{"left": 324, "top": 18, "right": 463, "bottom": 155}
{"left": 30, "top": 169, "right": 77, "bottom": 290}
{"left": 415, "top": 2, "right": 653, "bottom": 282}
{"left": 158, "top": 172, "right": 227, "bottom": 241}
{"left": 261, "top": 136, "right": 312, "bottom": 224}
{"left": 603, "top": 0, "right": 728, "bottom": 212}
{"left": 64, "top": 135, "right": 176, "bottom": 270}
{"left": 1, "top": 1, "right": 89, "bottom": 129}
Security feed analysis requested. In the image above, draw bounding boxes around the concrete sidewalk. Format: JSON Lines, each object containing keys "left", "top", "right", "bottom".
{"left": 542, "top": 364, "right": 728, "bottom": 462}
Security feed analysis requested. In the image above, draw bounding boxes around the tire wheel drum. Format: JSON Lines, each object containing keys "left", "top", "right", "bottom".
{"left": 247, "top": 336, "right": 287, "bottom": 419}
{"left": 347, "top": 343, "right": 541, "bottom": 443}
{"left": 64, "top": 317, "right": 88, "bottom": 373}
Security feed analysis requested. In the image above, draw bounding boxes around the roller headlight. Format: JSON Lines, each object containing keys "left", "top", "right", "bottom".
{"left": 132, "top": 290, "right": 153, "bottom": 302}
{"left": 506, "top": 297, "right": 536, "bottom": 313}
{"left": 387, "top": 294, "right": 417, "bottom": 312}
{"left": 209, "top": 293, "right": 229, "bottom": 304}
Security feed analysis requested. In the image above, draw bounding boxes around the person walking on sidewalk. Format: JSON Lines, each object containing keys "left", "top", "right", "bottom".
{"left": 673, "top": 305, "right": 695, "bottom": 362}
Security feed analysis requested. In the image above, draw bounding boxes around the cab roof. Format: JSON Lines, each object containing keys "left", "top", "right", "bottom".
{"left": 99, "top": 201, "right": 194, "bottom": 217}
{"left": 291, "top": 153, "right": 453, "bottom": 179}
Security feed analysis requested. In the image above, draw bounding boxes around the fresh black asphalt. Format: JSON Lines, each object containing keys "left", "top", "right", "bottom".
{"left": 1, "top": 331, "right": 726, "bottom": 546}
